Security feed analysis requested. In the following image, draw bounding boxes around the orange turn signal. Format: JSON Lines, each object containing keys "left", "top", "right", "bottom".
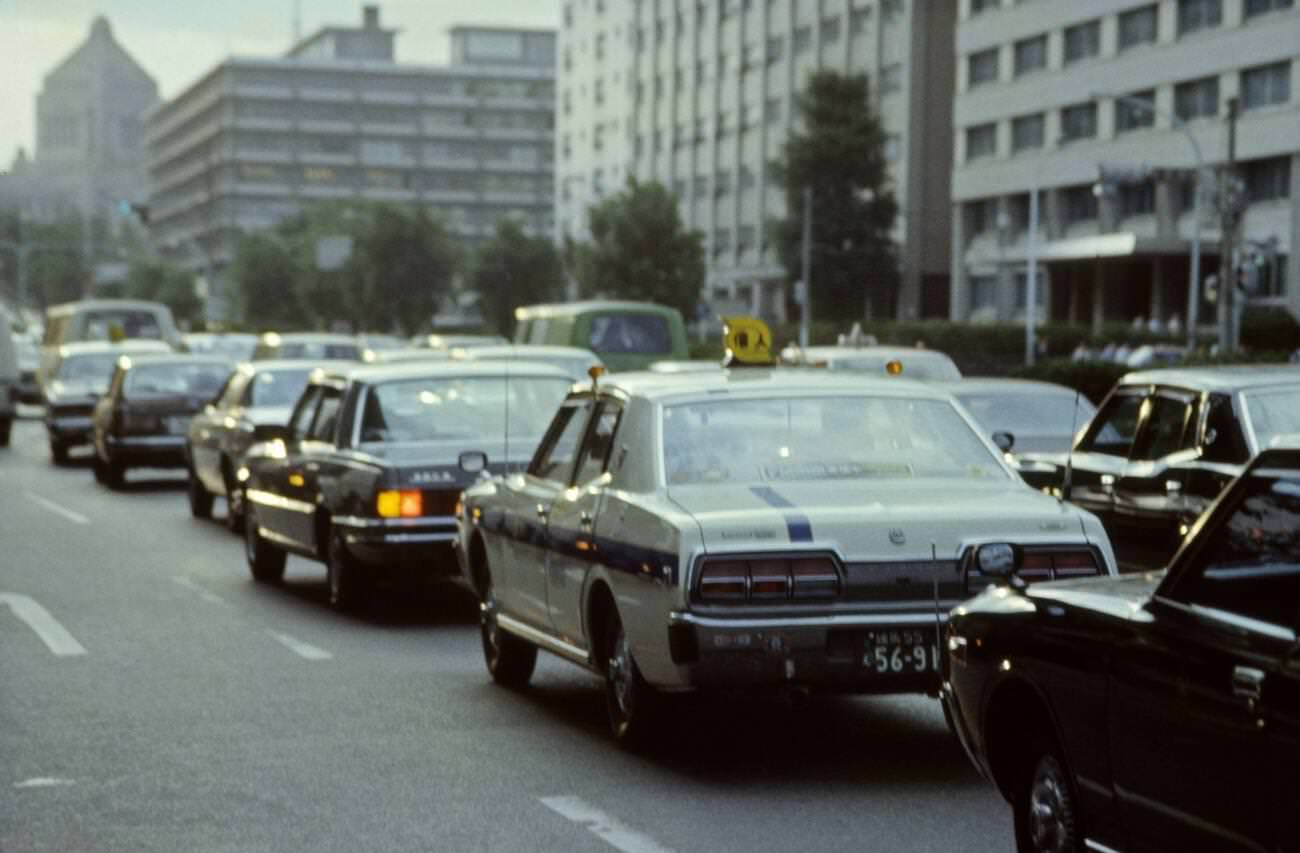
{"left": 377, "top": 489, "right": 423, "bottom": 518}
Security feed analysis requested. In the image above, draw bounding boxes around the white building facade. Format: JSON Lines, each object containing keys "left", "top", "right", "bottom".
{"left": 951, "top": 0, "right": 1300, "bottom": 331}
{"left": 557, "top": 0, "right": 956, "bottom": 321}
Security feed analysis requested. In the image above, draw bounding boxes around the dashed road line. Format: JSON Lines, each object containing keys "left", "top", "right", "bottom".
{"left": 540, "top": 795, "right": 679, "bottom": 853}
{"left": 25, "top": 492, "right": 90, "bottom": 526}
{"left": 0, "top": 593, "right": 87, "bottom": 657}
{"left": 171, "top": 576, "right": 229, "bottom": 607}
{"left": 14, "top": 777, "right": 76, "bottom": 789}
{"left": 266, "top": 630, "right": 333, "bottom": 661}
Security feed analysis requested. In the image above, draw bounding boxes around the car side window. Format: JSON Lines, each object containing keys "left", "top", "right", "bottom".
{"left": 572, "top": 400, "right": 624, "bottom": 485}
{"left": 1167, "top": 474, "right": 1300, "bottom": 631}
{"left": 529, "top": 399, "right": 592, "bottom": 482}
{"left": 1079, "top": 392, "right": 1145, "bottom": 457}
{"left": 1132, "top": 392, "right": 1196, "bottom": 461}
{"left": 1201, "top": 394, "right": 1250, "bottom": 464}
{"left": 308, "top": 389, "right": 342, "bottom": 443}
{"left": 288, "top": 387, "right": 322, "bottom": 440}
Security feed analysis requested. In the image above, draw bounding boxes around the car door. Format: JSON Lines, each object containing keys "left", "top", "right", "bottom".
{"left": 1109, "top": 472, "right": 1300, "bottom": 852}
{"left": 1112, "top": 388, "right": 1199, "bottom": 570}
{"left": 192, "top": 371, "right": 246, "bottom": 493}
{"left": 255, "top": 386, "right": 321, "bottom": 546}
{"left": 546, "top": 396, "right": 623, "bottom": 645}
{"left": 491, "top": 395, "right": 593, "bottom": 630}
{"left": 287, "top": 385, "right": 343, "bottom": 551}
{"left": 1067, "top": 387, "right": 1147, "bottom": 537}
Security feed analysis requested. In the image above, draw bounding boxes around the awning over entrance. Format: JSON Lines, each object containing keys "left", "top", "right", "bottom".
{"left": 992, "top": 233, "right": 1221, "bottom": 265}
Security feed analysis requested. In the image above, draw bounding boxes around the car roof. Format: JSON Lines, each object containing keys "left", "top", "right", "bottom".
{"left": 232, "top": 359, "right": 323, "bottom": 374}
{"left": 602, "top": 367, "right": 952, "bottom": 402}
{"left": 47, "top": 299, "right": 173, "bottom": 315}
{"left": 118, "top": 354, "right": 233, "bottom": 368}
{"left": 1119, "top": 365, "right": 1300, "bottom": 392}
{"left": 514, "top": 300, "right": 679, "bottom": 318}
{"left": 940, "top": 377, "right": 1083, "bottom": 396}
{"left": 793, "top": 345, "right": 956, "bottom": 362}
{"left": 57, "top": 340, "right": 172, "bottom": 356}
{"left": 259, "top": 332, "right": 358, "bottom": 344}
{"left": 316, "top": 360, "right": 575, "bottom": 385}
{"left": 456, "top": 345, "right": 599, "bottom": 359}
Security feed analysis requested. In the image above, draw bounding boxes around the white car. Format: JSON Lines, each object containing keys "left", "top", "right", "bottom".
{"left": 456, "top": 367, "right": 1117, "bottom": 747}
{"left": 780, "top": 345, "right": 963, "bottom": 380}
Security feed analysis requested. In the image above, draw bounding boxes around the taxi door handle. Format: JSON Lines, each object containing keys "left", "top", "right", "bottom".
{"left": 1232, "top": 665, "right": 1265, "bottom": 710}
{"left": 579, "top": 511, "right": 594, "bottom": 528}
{"left": 536, "top": 504, "right": 549, "bottom": 519}
{"left": 1100, "top": 474, "right": 1116, "bottom": 491}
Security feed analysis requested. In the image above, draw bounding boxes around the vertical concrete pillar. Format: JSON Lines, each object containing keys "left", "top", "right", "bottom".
{"left": 1155, "top": 177, "right": 1177, "bottom": 240}
{"left": 950, "top": 201, "right": 968, "bottom": 320}
{"left": 1150, "top": 257, "right": 1165, "bottom": 323}
{"left": 1068, "top": 266, "right": 1082, "bottom": 325}
{"left": 1092, "top": 261, "right": 1105, "bottom": 336}
{"left": 996, "top": 197, "right": 1014, "bottom": 322}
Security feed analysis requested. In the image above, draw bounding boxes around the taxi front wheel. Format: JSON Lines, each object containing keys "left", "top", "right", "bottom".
{"left": 481, "top": 580, "right": 536, "bottom": 687}
{"left": 1013, "top": 738, "right": 1081, "bottom": 853}
{"left": 603, "top": 609, "right": 660, "bottom": 750}
{"left": 244, "top": 505, "right": 286, "bottom": 583}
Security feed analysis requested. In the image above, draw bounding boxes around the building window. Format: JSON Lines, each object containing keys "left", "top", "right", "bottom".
{"left": 1115, "top": 90, "right": 1156, "bottom": 133}
{"left": 1063, "top": 20, "right": 1100, "bottom": 64}
{"left": 694, "top": 174, "right": 709, "bottom": 195}
{"left": 1242, "top": 62, "right": 1292, "bottom": 110}
{"left": 714, "top": 171, "right": 732, "bottom": 197}
{"left": 739, "top": 165, "right": 756, "bottom": 189}
{"left": 1178, "top": 0, "right": 1222, "bottom": 35}
{"left": 1245, "top": 0, "right": 1295, "bottom": 18}
{"left": 968, "top": 198, "right": 997, "bottom": 234}
{"left": 765, "top": 96, "right": 782, "bottom": 123}
{"left": 880, "top": 63, "right": 903, "bottom": 94}
{"left": 1119, "top": 182, "right": 1155, "bottom": 217}
{"left": 969, "top": 276, "right": 998, "bottom": 315}
{"left": 1013, "top": 35, "right": 1047, "bottom": 76}
{"left": 1061, "top": 102, "right": 1098, "bottom": 142}
{"left": 1243, "top": 156, "right": 1292, "bottom": 202}
{"left": 1118, "top": 5, "right": 1158, "bottom": 51}
{"left": 850, "top": 8, "right": 871, "bottom": 34}
{"left": 970, "top": 0, "right": 1000, "bottom": 14}
{"left": 793, "top": 26, "right": 812, "bottom": 53}
{"left": 1062, "top": 185, "right": 1099, "bottom": 224}
{"left": 766, "top": 35, "right": 784, "bottom": 64}
{"left": 968, "top": 48, "right": 999, "bottom": 87}
{"left": 1174, "top": 76, "right": 1220, "bottom": 120}
{"left": 820, "top": 16, "right": 841, "bottom": 42}
{"left": 1011, "top": 113, "right": 1045, "bottom": 152}
{"left": 966, "top": 123, "right": 997, "bottom": 161}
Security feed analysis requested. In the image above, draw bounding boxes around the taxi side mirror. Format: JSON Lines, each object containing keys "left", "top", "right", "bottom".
{"left": 992, "top": 431, "right": 1015, "bottom": 453}
{"left": 459, "top": 450, "right": 488, "bottom": 474}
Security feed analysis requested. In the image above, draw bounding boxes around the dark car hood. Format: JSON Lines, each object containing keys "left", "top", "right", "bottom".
{"left": 1027, "top": 571, "right": 1164, "bottom": 622}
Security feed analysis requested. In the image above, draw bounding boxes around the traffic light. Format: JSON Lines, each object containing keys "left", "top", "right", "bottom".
{"left": 118, "top": 200, "right": 150, "bottom": 225}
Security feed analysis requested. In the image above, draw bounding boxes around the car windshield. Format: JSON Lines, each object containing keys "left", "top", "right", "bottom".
{"left": 124, "top": 363, "right": 230, "bottom": 397}
{"left": 588, "top": 313, "right": 671, "bottom": 355}
{"left": 82, "top": 310, "right": 163, "bottom": 341}
{"left": 1245, "top": 388, "right": 1300, "bottom": 449}
{"left": 662, "top": 395, "right": 1008, "bottom": 485}
{"left": 359, "top": 375, "right": 571, "bottom": 444}
{"left": 955, "top": 391, "right": 1096, "bottom": 435}
{"left": 276, "top": 342, "right": 359, "bottom": 360}
{"left": 189, "top": 335, "right": 258, "bottom": 360}
{"left": 248, "top": 368, "right": 312, "bottom": 407}
{"left": 57, "top": 353, "right": 122, "bottom": 383}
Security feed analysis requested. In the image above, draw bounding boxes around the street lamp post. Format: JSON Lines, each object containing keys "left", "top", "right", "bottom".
{"left": 1094, "top": 92, "right": 1205, "bottom": 350}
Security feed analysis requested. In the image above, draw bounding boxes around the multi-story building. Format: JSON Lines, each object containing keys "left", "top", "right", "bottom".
{"left": 557, "top": 0, "right": 956, "bottom": 321}
{"left": 951, "top": 0, "right": 1299, "bottom": 331}
{"left": 145, "top": 7, "right": 556, "bottom": 322}
{"left": 0, "top": 16, "right": 159, "bottom": 223}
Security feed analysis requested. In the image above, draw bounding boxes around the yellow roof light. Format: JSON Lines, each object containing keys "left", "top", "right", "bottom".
{"left": 722, "top": 315, "right": 775, "bottom": 367}
{"left": 588, "top": 364, "right": 606, "bottom": 385}
{"left": 886, "top": 359, "right": 903, "bottom": 376}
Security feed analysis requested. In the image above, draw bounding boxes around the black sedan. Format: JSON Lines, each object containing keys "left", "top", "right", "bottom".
{"left": 240, "top": 361, "right": 572, "bottom": 610}
{"left": 943, "top": 445, "right": 1300, "bottom": 853}
{"left": 90, "top": 355, "right": 233, "bottom": 488}
{"left": 1021, "top": 367, "right": 1300, "bottom": 572}
{"left": 185, "top": 360, "right": 315, "bottom": 530}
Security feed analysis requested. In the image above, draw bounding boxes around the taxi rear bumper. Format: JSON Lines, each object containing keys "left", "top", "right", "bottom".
{"left": 334, "top": 515, "right": 461, "bottom": 576}
{"left": 665, "top": 610, "right": 953, "bottom": 695}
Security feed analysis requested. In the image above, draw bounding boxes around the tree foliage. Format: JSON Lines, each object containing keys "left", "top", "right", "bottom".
{"left": 575, "top": 179, "right": 705, "bottom": 318}
{"left": 471, "top": 218, "right": 565, "bottom": 336}
{"left": 231, "top": 232, "right": 304, "bottom": 331}
{"left": 122, "top": 260, "right": 204, "bottom": 329}
{"left": 770, "top": 70, "right": 899, "bottom": 320}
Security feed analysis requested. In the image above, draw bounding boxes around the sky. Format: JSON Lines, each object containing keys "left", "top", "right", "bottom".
{"left": 0, "top": 0, "right": 558, "bottom": 165}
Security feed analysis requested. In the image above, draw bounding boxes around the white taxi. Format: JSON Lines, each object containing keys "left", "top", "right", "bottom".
{"left": 455, "top": 325, "right": 1117, "bottom": 747}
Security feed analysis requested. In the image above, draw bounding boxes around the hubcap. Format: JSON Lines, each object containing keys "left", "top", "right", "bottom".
{"left": 328, "top": 537, "right": 342, "bottom": 602}
{"left": 608, "top": 629, "right": 633, "bottom": 716}
{"left": 1028, "top": 758, "right": 1073, "bottom": 853}
{"left": 481, "top": 589, "right": 500, "bottom": 658}
{"left": 244, "top": 512, "right": 257, "bottom": 562}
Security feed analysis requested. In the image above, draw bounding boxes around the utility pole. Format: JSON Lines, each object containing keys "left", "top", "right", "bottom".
{"left": 1218, "top": 97, "right": 1239, "bottom": 352}
{"left": 799, "top": 186, "right": 812, "bottom": 348}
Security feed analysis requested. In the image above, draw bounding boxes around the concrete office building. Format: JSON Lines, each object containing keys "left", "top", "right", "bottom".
{"left": 951, "top": 0, "right": 1300, "bottom": 330}
{"left": 557, "top": 0, "right": 956, "bottom": 321}
{"left": 0, "top": 16, "right": 159, "bottom": 223}
{"left": 145, "top": 7, "right": 555, "bottom": 321}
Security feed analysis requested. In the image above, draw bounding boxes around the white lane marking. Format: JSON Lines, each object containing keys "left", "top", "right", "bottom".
{"left": 24, "top": 492, "right": 90, "bottom": 526}
{"left": 539, "top": 796, "right": 679, "bottom": 853}
{"left": 266, "top": 630, "right": 333, "bottom": 661}
{"left": 14, "top": 777, "right": 76, "bottom": 789}
{"left": 171, "top": 576, "right": 228, "bottom": 607}
{"left": 0, "top": 594, "right": 87, "bottom": 657}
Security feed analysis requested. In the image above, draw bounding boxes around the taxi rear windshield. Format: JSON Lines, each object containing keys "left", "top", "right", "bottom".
{"left": 588, "top": 313, "right": 671, "bottom": 355}
{"left": 82, "top": 310, "right": 165, "bottom": 341}
{"left": 360, "top": 376, "right": 571, "bottom": 444}
{"left": 272, "top": 341, "right": 360, "bottom": 360}
{"left": 124, "top": 363, "right": 230, "bottom": 398}
{"left": 662, "top": 396, "right": 1007, "bottom": 485}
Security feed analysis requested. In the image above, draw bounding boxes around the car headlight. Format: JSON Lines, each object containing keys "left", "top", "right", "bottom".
{"left": 976, "top": 543, "right": 1017, "bottom": 576}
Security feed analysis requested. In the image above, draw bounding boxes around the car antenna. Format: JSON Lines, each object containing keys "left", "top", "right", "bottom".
{"left": 1061, "top": 390, "right": 1082, "bottom": 504}
{"left": 504, "top": 355, "right": 511, "bottom": 474}
{"left": 931, "top": 541, "right": 943, "bottom": 686}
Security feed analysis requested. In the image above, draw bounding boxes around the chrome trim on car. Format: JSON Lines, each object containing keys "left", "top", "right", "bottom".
{"left": 1084, "top": 840, "right": 1126, "bottom": 853}
{"left": 256, "top": 524, "right": 301, "bottom": 549}
{"left": 669, "top": 610, "right": 952, "bottom": 630}
{"left": 245, "top": 488, "right": 316, "bottom": 515}
{"left": 377, "top": 532, "right": 458, "bottom": 544}
{"left": 108, "top": 435, "right": 187, "bottom": 448}
{"left": 332, "top": 514, "right": 458, "bottom": 529}
{"left": 496, "top": 613, "right": 590, "bottom": 665}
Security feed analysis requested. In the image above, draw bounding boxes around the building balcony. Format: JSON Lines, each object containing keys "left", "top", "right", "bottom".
{"left": 298, "top": 184, "right": 356, "bottom": 200}
{"left": 423, "top": 189, "right": 478, "bottom": 204}
{"left": 360, "top": 122, "right": 419, "bottom": 137}
{"left": 298, "top": 88, "right": 355, "bottom": 103}
{"left": 231, "top": 117, "right": 293, "bottom": 132}
{"left": 298, "top": 119, "right": 355, "bottom": 134}
{"left": 361, "top": 187, "right": 419, "bottom": 202}
{"left": 360, "top": 91, "right": 419, "bottom": 106}
{"left": 297, "top": 152, "right": 357, "bottom": 166}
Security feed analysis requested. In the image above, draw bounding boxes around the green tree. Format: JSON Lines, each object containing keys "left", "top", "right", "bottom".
{"left": 349, "top": 204, "right": 459, "bottom": 335}
{"left": 471, "top": 218, "right": 565, "bottom": 336}
{"left": 576, "top": 179, "right": 705, "bottom": 318}
{"left": 770, "top": 70, "right": 899, "bottom": 320}
{"left": 122, "top": 261, "right": 204, "bottom": 329}
{"left": 231, "top": 232, "right": 304, "bottom": 331}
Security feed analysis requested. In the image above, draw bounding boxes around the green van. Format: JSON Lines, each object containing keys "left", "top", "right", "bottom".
{"left": 512, "top": 301, "right": 689, "bottom": 372}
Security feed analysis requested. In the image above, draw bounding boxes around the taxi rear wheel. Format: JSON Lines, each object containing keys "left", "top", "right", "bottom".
{"left": 480, "top": 580, "right": 536, "bottom": 687}
{"left": 0, "top": 418, "right": 10, "bottom": 447}
{"left": 244, "top": 505, "right": 286, "bottom": 583}
{"left": 188, "top": 467, "right": 214, "bottom": 519}
{"left": 223, "top": 463, "right": 245, "bottom": 534}
{"left": 50, "top": 441, "right": 68, "bottom": 465}
{"left": 603, "top": 609, "right": 660, "bottom": 750}
{"left": 326, "top": 529, "right": 369, "bottom": 612}
{"left": 1013, "top": 739, "right": 1081, "bottom": 853}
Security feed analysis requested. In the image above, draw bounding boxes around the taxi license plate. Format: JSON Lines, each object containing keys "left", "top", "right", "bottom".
{"left": 862, "top": 629, "right": 940, "bottom": 675}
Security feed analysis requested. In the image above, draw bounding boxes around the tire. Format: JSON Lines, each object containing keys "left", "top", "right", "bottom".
{"left": 0, "top": 418, "right": 11, "bottom": 448}
{"left": 1013, "top": 740, "right": 1082, "bottom": 853}
{"left": 188, "top": 466, "right": 214, "bottom": 519}
{"left": 326, "top": 527, "right": 369, "bottom": 612}
{"left": 92, "top": 453, "right": 107, "bottom": 483}
{"left": 104, "top": 457, "right": 125, "bottom": 490}
{"left": 223, "top": 462, "right": 245, "bottom": 534}
{"left": 479, "top": 577, "right": 536, "bottom": 687}
{"left": 50, "top": 440, "right": 68, "bottom": 466}
{"left": 244, "top": 504, "right": 286, "bottom": 583}
{"left": 603, "top": 607, "right": 660, "bottom": 750}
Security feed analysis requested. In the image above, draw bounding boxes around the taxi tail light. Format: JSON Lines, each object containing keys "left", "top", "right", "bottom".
{"left": 698, "top": 557, "right": 841, "bottom": 602}
{"left": 1006, "top": 548, "right": 1101, "bottom": 583}
{"left": 1017, "top": 552, "right": 1053, "bottom": 581}
{"left": 377, "top": 489, "right": 423, "bottom": 518}
{"left": 1050, "top": 550, "right": 1099, "bottom": 578}
{"left": 791, "top": 558, "right": 840, "bottom": 599}
{"left": 748, "top": 560, "right": 789, "bottom": 600}
{"left": 699, "top": 561, "right": 749, "bottom": 600}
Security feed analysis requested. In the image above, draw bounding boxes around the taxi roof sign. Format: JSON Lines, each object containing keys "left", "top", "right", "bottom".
{"left": 722, "top": 316, "right": 775, "bottom": 367}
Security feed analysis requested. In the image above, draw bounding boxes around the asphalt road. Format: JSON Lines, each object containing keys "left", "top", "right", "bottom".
{"left": 1, "top": 415, "right": 1012, "bottom": 853}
